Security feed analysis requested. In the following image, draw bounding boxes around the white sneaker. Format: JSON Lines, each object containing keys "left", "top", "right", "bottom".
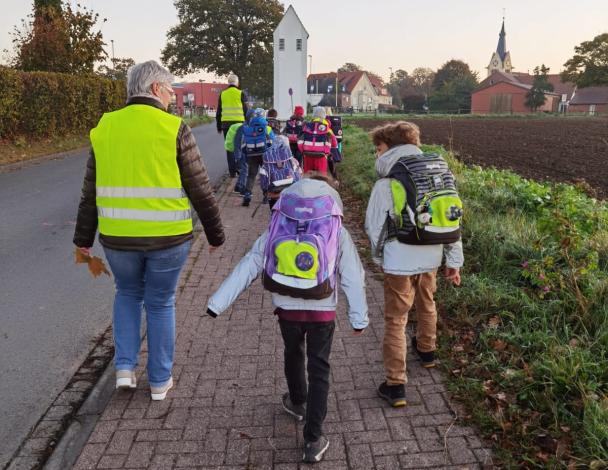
{"left": 115, "top": 370, "right": 136, "bottom": 390}
{"left": 150, "top": 377, "right": 173, "bottom": 401}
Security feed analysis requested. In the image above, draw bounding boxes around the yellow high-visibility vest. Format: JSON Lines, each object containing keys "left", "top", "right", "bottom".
{"left": 220, "top": 86, "right": 245, "bottom": 122}
{"left": 91, "top": 104, "right": 192, "bottom": 237}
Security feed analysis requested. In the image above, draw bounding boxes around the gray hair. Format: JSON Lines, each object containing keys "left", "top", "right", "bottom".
{"left": 312, "top": 106, "right": 326, "bottom": 120}
{"left": 227, "top": 74, "right": 239, "bottom": 86}
{"left": 127, "top": 60, "right": 174, "bottom": 99}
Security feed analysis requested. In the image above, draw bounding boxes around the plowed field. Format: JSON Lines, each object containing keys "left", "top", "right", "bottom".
{"left": 356, "top": 118, "right": 608, "bottom": 197}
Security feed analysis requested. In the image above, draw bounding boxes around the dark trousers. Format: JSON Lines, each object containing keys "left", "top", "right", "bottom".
{"left": 244, "top": 154, "right": 263, "bottom": 196}
{"left": 289, "top": 142, "right": 302, "bottom": 165}
{"left": 221, "top": 124, "right": 238, "bottom": 176}
{"left": 279, "top": 320, "right": 335, "bottom": 442}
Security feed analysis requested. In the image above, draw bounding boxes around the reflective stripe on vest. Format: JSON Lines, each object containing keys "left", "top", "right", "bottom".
{"left": 98, "top": 207, "right": 191, "bottom": 221}
{"left": 220, "top": 87, "right": 245, "bottom": 122}
{"left": 97, "top": 186, "right": 187, "bottom": 199}
{"left": 91, "top": 105, "right": 192, "bottom": 237}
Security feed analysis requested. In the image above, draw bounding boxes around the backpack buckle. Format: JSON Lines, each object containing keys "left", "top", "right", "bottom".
{"left": 296, "top": 220, "right": 308, "bottom": 233}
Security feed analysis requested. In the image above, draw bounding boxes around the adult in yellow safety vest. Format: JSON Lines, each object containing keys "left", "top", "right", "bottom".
{"left": 73, "top": 60, "right": 225, "bottom": 401}
{"left": 216, "top": 74, "right": 248, "bottom": 177}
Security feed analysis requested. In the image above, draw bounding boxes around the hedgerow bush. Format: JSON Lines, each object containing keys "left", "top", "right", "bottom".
{"left": 341, "top": 124, "right": 608, "bottom": 468}
{"left": 0, "top": 66, "right": 125, "bottom": 140}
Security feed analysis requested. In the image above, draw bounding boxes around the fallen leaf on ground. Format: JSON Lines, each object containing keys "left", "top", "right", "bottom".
{"left": 492, "top": 339, "right": 508, "bottom": 351}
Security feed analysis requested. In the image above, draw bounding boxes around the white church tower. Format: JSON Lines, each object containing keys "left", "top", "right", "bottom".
{"left": 273, "top": 5, "right": 309, "bottom": 120}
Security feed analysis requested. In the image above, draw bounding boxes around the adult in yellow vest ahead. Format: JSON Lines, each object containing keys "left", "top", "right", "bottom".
{"left": 216, "top": 74, "right": 248, "bottom": 177}
{"left": 73, "top": 60, "right": 225, "bottom": 401}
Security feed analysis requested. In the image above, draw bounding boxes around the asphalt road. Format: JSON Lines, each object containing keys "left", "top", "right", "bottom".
{"left": 0, "top": 122, "right": 227, "bottom": 468}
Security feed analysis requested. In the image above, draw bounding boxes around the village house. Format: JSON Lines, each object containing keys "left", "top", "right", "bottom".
{"left": 472, "top": 20, "right": 577, "bottom": 114}
{"left": 307, "top": 71, "right": 392, "bottom": 112}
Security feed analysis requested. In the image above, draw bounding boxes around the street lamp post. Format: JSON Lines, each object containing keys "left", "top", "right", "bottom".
{"left": 110, "top": 39, "right": 115, "bottom": 71}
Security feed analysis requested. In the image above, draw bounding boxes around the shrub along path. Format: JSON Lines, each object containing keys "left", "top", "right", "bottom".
{"left": 70, "top": 179, "right": 492, "bottom": 469}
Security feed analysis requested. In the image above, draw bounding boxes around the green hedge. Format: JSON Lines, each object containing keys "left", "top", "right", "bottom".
{"left": 0, "top": 66, "right": 126, "bottom": 140}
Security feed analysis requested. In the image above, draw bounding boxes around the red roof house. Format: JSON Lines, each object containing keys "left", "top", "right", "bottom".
{"left": 471, "top": 70, "right": 575, "bottom": 114}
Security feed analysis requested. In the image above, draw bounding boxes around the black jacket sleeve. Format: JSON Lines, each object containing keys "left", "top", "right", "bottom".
{"left": 241, "top": 90, "right": 248, "bottom": 117}
{"left": 177, "top": 123, "right": 225, "bottom": 247}
{"left": 216, "top": 94, "right": 223, "bottom": 132}
{"left": 73, "top": 151, "right": 98, "bottom": 247}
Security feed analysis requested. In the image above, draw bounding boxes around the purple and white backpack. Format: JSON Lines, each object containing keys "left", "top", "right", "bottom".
{"left": 262, "top": 192, "right": 342, "bottom": 299}
{"left": 259, "top": 141, "right": 301, "bottom": 193}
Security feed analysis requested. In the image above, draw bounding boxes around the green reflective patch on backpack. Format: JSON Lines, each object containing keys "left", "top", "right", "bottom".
{"left": 275, "top": 241, "right": 319, "bottom": 279}
{"left": 390, "top": 179, "right": 406, "bottom": 228}
{"left": 423, "top": 190, "right": 463, "bottom": 228}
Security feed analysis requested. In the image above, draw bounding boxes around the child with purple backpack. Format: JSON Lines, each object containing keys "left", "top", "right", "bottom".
{"left": 206, "top": 174, "right": 369, "bottom": 463}
{"left": 260, "top": 135, "right": 302, "bottom": 211}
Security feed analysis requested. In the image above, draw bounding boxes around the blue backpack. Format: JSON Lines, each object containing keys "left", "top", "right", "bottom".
{"left": 242, "top": 116, "right": 271, "bottom": 157}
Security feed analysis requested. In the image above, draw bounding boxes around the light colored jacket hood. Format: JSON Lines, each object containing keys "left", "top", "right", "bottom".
{"left": 375, "top": 144, "right": 423, "bottom": 177}
{"left": 365, "top": 145, "right": 464, "bottom": 275}
{"left": 207, "top": 179, "right": 368, "bottom": 329}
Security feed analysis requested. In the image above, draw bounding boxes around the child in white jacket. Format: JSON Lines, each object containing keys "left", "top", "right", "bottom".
{"left": 365, "top": 121, "right": 463, "bottom": 407}
{"left": 207, "top": 175, "right": 369, "bottom": 464}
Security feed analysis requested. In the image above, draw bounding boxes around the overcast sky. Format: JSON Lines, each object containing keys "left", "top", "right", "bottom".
{"left": 1, "top": 0, "right": 607, "bottom": 82}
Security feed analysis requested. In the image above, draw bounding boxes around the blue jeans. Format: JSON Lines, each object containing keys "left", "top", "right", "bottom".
{"left": 103, "top": 241, "right": 191, "bottom": 387}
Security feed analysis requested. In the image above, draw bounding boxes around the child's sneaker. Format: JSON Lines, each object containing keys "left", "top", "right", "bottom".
{"left": 411, "top": 337, "right": 436, "bottom": 368}
{"left": 377, "top": 381, "right": 407, "bottom": 407}
{"left": 281, "top": 393, "right": 305, "bottom": 421}
{"left": 302, "top": 435, "right": 329, "bottom": 463}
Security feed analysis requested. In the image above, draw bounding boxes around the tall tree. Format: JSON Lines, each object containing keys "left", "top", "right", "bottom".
{"left": 162, "top": 0, "right": 283, "bottom": 99}
{"left": 526, "top": 65, "right": 554, "bottom": 111}
{"left": 561, "top": 33, "right": 608, "bottom": 87}
{"left": 10, "top": 1, "right": 106, "bottom": 74}
{"left": 98, "top": 57, "right": 135, "bottom": 81}
{"left": 338, "top": 62, "right": 363, "bottom": 73}
{"left": 432, "top": 59, "right": 478, "bottom": 90}
{"left": 429, "top": 60, "right": 478, "bottom": 113}
{"left": 387, "top": 69, "right": 410, "bottom": 109}
{"left": 410, "top": 67, "right": 435, "bottom": 97}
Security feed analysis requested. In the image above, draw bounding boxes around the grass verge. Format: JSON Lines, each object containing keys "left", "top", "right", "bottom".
{"left": 0, "top": 133, "right": 90, "bottom": 166}
{"left": 340, "top": 124, "right": 608, "bottom": 469}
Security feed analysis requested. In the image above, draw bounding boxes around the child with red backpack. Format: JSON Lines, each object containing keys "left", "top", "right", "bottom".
{"left": 284, "top": 105, "right": 305, "bottom": 165}
{"left": 298, "top": 107, "right": 338, "bottom": 175}
{"left": 207, "top": 174, "right": 369, "bottom": 463}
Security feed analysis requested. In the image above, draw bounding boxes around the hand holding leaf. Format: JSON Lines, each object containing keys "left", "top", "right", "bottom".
{"left": 74, "top": 247, "right": 111, "bottom": 278}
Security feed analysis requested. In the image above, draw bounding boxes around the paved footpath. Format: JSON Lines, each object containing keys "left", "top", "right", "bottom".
{"left": 72, "top": 180, "right": 493, "bottom": 470}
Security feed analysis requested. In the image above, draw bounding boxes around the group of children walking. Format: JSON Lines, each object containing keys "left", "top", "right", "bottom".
{"left": 224, "top": 105, "right": 342, "bottom": 208}
{"left": 211, "top": 118, "right": 464, "bottom": 463}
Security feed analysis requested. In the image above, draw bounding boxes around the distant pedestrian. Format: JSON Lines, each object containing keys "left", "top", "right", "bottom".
{"left": 216, "top": 74, "right": 248, "bottom": 177}
{"left": 73, "top": 60, "right": 225, "bottom": 401}
{"left": 284, "top": 105, "right": 305, "bottom": 165}
{"left": 298, "top": 106, "right": 338, "bottom": 175}
{"left": 266, "top": 108, "right": 281, "bottom": 134}
{"left": 207, "top": 175, "right": 368, "bottom": 463}
{"left": 365, "top": 121, "right": 463, "bottom": 407}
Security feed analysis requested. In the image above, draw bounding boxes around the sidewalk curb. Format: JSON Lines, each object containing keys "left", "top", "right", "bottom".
{"left": 42, "top": 365, "right": 115, "bottom": 470}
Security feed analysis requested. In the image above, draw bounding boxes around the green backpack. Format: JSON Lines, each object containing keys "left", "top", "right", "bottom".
{"left": 387, "top": 153, "right": 463, "bottom": 245}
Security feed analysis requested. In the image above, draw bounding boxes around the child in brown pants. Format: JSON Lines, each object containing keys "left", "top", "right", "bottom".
{"left": 365, "top": 121, "right": 464, "bottom": 407}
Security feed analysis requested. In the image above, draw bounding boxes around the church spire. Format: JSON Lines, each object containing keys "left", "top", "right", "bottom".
{"left": 496, "top": 19, "right": 507, "bottom": 62}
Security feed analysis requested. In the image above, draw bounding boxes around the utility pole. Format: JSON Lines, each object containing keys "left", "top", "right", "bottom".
{"left": 335, "top": 71, "right": 338, "bottom": 110}
{"left": 111, "top": 39, "right": 115, "bottom": 71}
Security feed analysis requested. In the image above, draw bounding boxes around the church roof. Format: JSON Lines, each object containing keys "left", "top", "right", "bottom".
{"left": 496, "top": 20, "right": 507, "bottom": 62}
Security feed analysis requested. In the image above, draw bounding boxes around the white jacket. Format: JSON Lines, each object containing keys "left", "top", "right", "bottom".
{"left": 207, "top": 179, "right": 369, "bottom": 330}
{"left": 365, "top": 144, "right": 464, "bottom": 275}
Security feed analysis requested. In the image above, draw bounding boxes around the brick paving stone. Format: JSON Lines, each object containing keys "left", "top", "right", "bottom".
{"left": 69, "top": 180, "right": 492, "bottom": 469}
